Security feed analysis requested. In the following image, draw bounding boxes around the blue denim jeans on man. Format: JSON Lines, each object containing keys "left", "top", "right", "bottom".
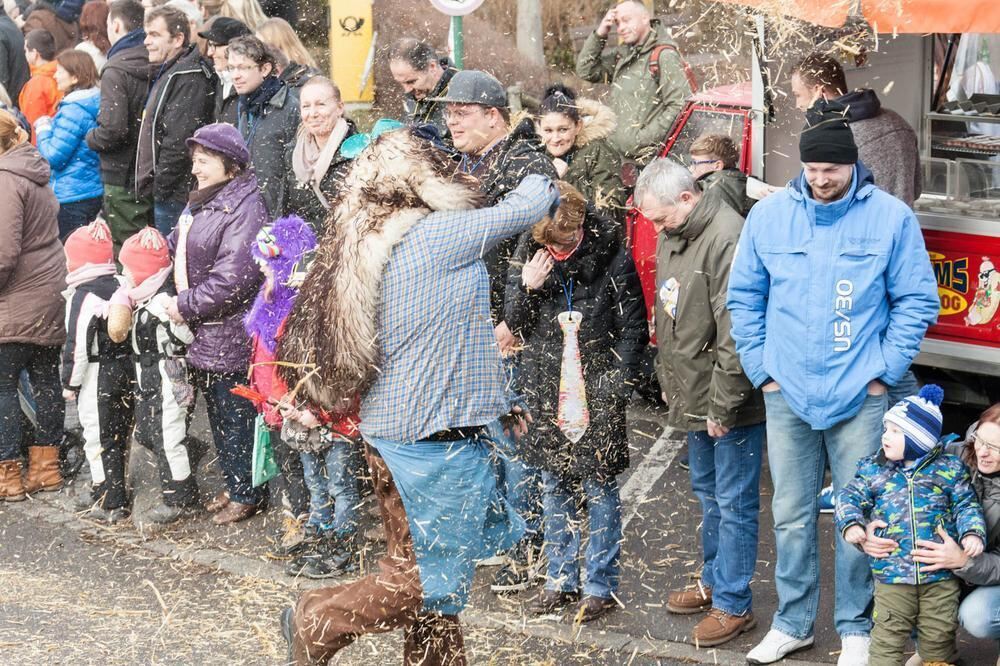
{"left": 300, "top": 441, "right": 362, "bottom": 534}
{"left": 688, "top": 422, "right": 765, "bottom": 616}
{"left": 541, "top": 471, "right": 622, "bottom": 599}
{"left": 764, "top": 390, "right": 887, "bottom": 639}
{"left": 154, "top": 199, "right": 188, "bottom": 236}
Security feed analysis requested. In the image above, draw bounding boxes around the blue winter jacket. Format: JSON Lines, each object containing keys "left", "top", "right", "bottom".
{"left": 726, "top": 164, "right": 939, "bottom": 429}
{"left": 836, "top": 446, "right": 986, "bottom": 585}
{"left": 36, "top": 87, "right": 103, "bottom": 204}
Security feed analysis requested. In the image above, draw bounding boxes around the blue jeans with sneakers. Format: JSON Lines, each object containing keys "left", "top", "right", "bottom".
{"left": 688, "top": 423, "right": 765, "bottom": 616}
{"left": 764, "top": 390, "right": 886, "bottom": 639}
{"left": 488, "top": 419, "right": 543, "bottom": 541}
{"left": 300, "top": 442, "right": 362, "bottom": 535}
{"left": 541, "top": 471, "right": 622, "bottom": 599}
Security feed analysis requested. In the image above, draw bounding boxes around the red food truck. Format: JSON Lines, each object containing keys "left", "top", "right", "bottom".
{"left": 629, "top": 5, "right": 1000, "bottom": 407}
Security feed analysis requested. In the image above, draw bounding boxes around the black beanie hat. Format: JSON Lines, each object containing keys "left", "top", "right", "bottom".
{"left": 799, "top": 101, "right": 858, "bottom": 165}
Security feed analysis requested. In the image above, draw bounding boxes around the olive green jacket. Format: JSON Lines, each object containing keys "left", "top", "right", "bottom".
{"left": 557, "top": 98, "right": 625, "bottom": 225}
{"left": 575, "top": 20, "right": 689, "bottom": 165}
{"left": 654, "top": 191, "right": 765, "bottom": 431}
{"left": 697, "top": 168, "right": 754, "bottom": 219}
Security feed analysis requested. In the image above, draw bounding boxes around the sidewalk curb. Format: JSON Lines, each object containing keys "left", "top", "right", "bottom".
{"left": 12, "top": 495, "right": 832, "bottom": 666}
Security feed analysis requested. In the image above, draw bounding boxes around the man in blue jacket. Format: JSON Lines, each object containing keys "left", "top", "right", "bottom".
{"left": 727, "top": 102, "right": 940, "bottom": 666}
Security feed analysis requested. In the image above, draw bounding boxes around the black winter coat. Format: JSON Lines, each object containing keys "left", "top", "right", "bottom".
{"left": 237, "top": 80, "right": 300, "bottom": 217}
{"left": 135, "top": 45, "right": 217, "bottom": 204}
{"left": 0, "top": 15, "right": 29, "bottom": 101}
{"left": 86, "top": 40, "right": 149, "bottom": 188}
{"left": 479, "top": 117, "right": 557, "bottom": 322}
{"left": 505, "top": 210, "right": 647, "bottom": 479}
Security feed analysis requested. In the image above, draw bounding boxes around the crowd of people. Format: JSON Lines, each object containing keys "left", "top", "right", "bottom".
{"left": 0, "top": 0, "right": 998, "bottom": 665}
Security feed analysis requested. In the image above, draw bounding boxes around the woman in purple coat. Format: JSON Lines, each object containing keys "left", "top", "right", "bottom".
{"left": 165, "top": 123, "right": 268, "bottom": 525}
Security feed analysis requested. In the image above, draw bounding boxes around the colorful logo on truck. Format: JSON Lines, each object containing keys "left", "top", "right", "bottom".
{"left": 966, "top": 256, "right": 1000, "bottom": 327}
{"left": 929, "top": 251, "right": 1000, "bottom": 329}
{"left": 930, "top": 252, "right": 969, "bottom": 317}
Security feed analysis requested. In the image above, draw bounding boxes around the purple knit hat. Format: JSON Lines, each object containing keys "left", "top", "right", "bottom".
{"left": 186, "top": 122, "right": 250, "bottom": 167}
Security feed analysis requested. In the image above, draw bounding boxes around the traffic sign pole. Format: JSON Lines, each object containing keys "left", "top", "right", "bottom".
{"left": 451, "top": 15, "right": 464, "bottom": 68}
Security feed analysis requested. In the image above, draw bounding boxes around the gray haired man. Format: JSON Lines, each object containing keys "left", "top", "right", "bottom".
{"left": 637, "top": 159, "right": 765, "bottom": 648}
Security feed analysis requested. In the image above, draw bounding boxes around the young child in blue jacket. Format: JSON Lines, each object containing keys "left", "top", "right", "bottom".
{"left": 836, "top": 385, "right": 986, "bottom": 666}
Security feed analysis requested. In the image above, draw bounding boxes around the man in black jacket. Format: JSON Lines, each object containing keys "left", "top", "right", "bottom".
{"left": 135, "top": 5, "right": 216, "bottom": 235}
{"left": 0, "top": 6, "right": 28, "bottom": 101}
{"left": 197, "top": 17, "right": 250, "bottom": 125}
{"left": 86, "top": 0, "right": 151, "bottom": 256}
{"left": 431, "top": 70, "right": 558, "bottom": 595}
{"left": 228, "top": 35, "right": 299, "bottom": 218}
{"left": 389, "top": 38, "right": 456, "bottom": 139}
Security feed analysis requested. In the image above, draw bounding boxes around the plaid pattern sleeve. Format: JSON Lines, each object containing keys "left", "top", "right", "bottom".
{"left": 360, "top": 176, "right": 557, "bottom": 443}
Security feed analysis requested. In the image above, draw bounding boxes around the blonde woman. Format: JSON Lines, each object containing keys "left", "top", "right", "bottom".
{"left": 257, "top": 17, "right": 318, "bottom": 89}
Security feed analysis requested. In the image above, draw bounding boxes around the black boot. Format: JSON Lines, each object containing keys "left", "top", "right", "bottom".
{"left": 293, "top": 530, "right": 359, "bottom": 579}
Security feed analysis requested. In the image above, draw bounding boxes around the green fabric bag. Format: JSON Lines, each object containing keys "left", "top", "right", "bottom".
{"left": 252, "top": 414, "right": 279, "bottom": 487}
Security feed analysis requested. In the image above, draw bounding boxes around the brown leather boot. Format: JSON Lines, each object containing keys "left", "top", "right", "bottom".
{"left": 667, "top": 584, "right": 713, "bottom": 614}
{"left": 24, "top": 446, "right": 64, "bottom": 494}
{"left": 0, "top": 460, "right": 26, "bottom": 501}
{"left": 690, "top": 608, "right": 756, "bottom": 647}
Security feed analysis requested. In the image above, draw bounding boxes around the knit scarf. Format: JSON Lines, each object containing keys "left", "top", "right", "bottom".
{"left": 107, "top": 28, "right": 145, "bottom": 59}
{"left": 129, "top": 266, "right": 172, "bottom": 305}
{"left": 65, "top": 262, "right": 117, "bottom": 291}
{"left": 291, "top": 117, "right": 349, "bottom": 209}
{"left": 239, "top": 76, "right": 283, "bottom": 130}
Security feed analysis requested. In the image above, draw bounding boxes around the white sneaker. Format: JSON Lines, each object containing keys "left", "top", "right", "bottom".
{"left": 746, "top": 629, "right": 814, "bottom": 664}
{"left": 837, "top": 635, "right": 870, "bottom": 666}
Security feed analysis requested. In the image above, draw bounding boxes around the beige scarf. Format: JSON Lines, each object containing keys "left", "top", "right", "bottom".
{"left": 291, "top": 118, "right": 350, "bottom": 209}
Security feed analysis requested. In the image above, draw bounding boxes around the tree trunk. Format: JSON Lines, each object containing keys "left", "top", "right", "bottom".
{"left": 516, "top": 0, "right": 545, "bottom": 66}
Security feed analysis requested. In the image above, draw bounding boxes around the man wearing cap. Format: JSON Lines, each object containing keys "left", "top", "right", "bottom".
{"left": 198, "top": 16, "right": 251, "bottom": 125}
{"left": 727, "top": 103, "right": 940, "bottom": 665}
{"left": 431, "top": 69, "right": 557, "bottom": 595}
{"left": 85, "top": 0, "right": 151, "bottom": 256}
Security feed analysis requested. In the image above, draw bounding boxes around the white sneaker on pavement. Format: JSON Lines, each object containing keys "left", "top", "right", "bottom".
{"left": 746, "top": 628, "right": 814, "bottom": 664}
{"left": 837, "top": 635, "right": 870, "bottom": 666}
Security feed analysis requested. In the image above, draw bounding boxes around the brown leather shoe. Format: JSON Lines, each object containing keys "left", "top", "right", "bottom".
{"left": 572, "top": 595, "right": 618, "bottom": 623}
{"left": 667, "top": 584, "right": 713, "bottom": 614}
{"left": 529, "top": 589, "right": 580, "bottom": 615}
{"left": 23, "top": 446, "right": 63, "bottom": 493}
{"left": 205, "top": 490, "right": 230, "bottom": 513}
{"left": 0, "top": 460, "right": 26, "bottom": 501}
{"left": 212, "top": 500, "right": 260, "bottom": 525}
{"left": 691, "top": 608, "right": 757, "bottom": 647}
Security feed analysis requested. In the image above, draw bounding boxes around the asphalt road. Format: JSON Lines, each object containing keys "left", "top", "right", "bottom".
{"left": 1, "top": 397, "right": 996, "bottom": 665}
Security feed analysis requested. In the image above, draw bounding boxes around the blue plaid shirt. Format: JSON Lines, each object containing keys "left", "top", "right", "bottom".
{"left": 360, "top": 175, "right": 558, "bottom": 443}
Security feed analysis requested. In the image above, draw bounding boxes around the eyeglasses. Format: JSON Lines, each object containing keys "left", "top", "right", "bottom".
{"left": 973, "top": 432, "right": 1000, "bottom": 455}
{"left": 690, "top": 158, "right": 719, "bottom": 166}
{"left": 443, "top": 107, "right": 484, "bottom": 123}
{"left": 226, "top": 64, "right": 259, "bottom": 74}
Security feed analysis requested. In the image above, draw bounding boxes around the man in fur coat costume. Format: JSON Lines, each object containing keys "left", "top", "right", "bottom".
{"left": 276, "top": 128, "right": 560, "bottom": 665}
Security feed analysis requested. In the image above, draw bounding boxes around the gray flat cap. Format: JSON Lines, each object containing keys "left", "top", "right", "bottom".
{"left": 427, "top": 70, "right": 507, "bottom": 108}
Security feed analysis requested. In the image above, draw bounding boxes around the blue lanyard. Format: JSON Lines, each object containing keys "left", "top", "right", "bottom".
{"left": 556, "top": 270, "right": 574, "bottom": 312}
{"left": 459, "top": 141, "right": 500, "bottom": 175}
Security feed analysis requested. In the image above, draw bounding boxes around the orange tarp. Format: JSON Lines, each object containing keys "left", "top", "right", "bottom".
{"left": 714, "top": 0, "right": 1000, "bottom": 33}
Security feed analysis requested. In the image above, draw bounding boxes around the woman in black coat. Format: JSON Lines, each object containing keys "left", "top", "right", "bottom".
{"left": 504, "top": 181, "right": 647, "bottom": 621}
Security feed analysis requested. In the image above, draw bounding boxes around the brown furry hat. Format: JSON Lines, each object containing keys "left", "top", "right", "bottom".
{"left": 277, "top": 128, "right": 485, "bottom": 413}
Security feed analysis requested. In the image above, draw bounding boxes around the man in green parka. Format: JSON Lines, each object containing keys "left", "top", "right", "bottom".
{"left": 575, "top": 0, "right": 690, "bottom": 166}
{"left": 637, "top": 158, "right": 765, "bottom": 648}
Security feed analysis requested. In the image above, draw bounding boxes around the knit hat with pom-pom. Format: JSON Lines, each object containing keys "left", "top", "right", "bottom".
{"left": 884, "top": 384, "right": 945, "bottom": 461}
{"left": 64, "top": 219, "right": 113, "bottom": 272}
{"left": 120, "top": 228, "right": 171, "bottom": 286}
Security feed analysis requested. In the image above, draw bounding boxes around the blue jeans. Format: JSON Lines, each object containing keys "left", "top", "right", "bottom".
{"left": 887, "top": 369, "right": 919, "bottom": 408}
{"left": 764, "top": 390, "right": 887, "bottom": 638}
{"left": 959, "top": 585, "right": 1000, "bottom": 639}
{"left": 300, "top": 441, "right": 362, "bottom": 534}
{"left": 154, "top": 199, "right": 187, "bottom": 236}
{"left": 189, "top": 369, "right": 264, "bottom": 506}
{"left": 57, "top": 196, "right": 103, "bottom": 240}
{"left": 688, "top": 423, "right": 765, "bottom": 616}
{"left": 488, "top": 419, "right": 543, "bottom": 542}
{"left": 541, "top": 471, "right": 622, "bottom": 599}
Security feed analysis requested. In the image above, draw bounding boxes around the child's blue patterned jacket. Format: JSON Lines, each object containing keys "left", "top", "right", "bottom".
{"left": 836, "top": 444, "right": 986, "bottom": 585}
